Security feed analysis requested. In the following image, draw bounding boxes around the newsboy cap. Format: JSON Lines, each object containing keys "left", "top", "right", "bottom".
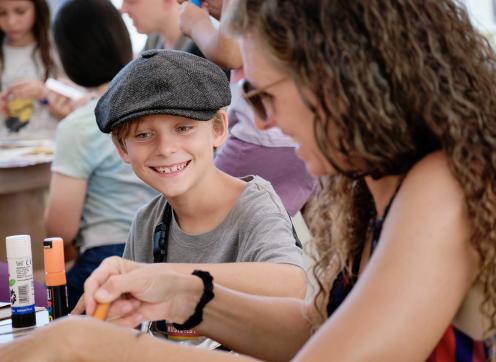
{"left": 95, "top": 49, "right": 231, "bottom": 133}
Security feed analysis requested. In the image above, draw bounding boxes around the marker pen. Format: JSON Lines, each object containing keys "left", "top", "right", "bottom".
{"left": 43, "top": 237, "right": 69, "bottom": 320}
{"left": 93, "top": 303, "right": 110, "bottom": 321}
{"left": 6, "top": 235, "right": 36, "bottom": 328}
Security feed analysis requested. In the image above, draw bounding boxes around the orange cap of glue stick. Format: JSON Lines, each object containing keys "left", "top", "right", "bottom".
{"left": 43, "top": 237, "right": 66, "bottom": 287}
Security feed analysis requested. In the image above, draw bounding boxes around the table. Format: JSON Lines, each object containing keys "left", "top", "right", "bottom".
{"left": 0, "top": 161, "right": 52, "bottom": 271}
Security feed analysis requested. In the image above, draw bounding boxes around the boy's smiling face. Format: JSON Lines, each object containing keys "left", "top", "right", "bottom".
{"left": 114, "top": 113, "right": 227, "bottom": 198}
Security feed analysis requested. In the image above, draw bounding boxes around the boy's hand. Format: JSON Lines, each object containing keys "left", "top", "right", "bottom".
{"left": 6, "top": 79, "right": 46, "bottom": 101}
{"left": 178, "top": 1, "right": 211, "bottom": 37}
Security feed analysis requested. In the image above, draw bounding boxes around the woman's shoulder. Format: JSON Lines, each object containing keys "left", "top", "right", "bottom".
{"left": 387, "top": 150, "right": 472, "bottom": 259}
{"left": 401, "top": 151, "right": 464, "bottom": 202}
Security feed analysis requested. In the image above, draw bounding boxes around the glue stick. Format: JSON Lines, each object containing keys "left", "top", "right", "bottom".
{"left": 6, "top": 235, "right": 36, "bottom": 328}
{"left": 43, "top": 237, "right": 69, "bottom": 320}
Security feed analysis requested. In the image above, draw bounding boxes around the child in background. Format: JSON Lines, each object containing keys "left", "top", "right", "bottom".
{"left": 177, "top": 0, "right": 317, "bottom": 217}
{"left": 44, "top": 0, "right": 157, "bottom": 311}
{"left": 0, "top": 0, "right": 67, "bottom": 140}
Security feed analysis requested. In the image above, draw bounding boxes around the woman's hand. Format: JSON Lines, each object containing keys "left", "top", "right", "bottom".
{"left": 6, "top": 80, "right": 47, "bottom": 101}
{"left": 81, "top": 257, "right": 203, "bottom": 327}
{"left": 0, "top": 316, "right": 150, "bottom": 362}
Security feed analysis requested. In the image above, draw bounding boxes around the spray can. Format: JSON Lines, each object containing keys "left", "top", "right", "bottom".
{"left": 43, "top": 237, "right": 69, "bottom": 320}
{"left": 5, "top": 235, "right": 36, "bottom": 328}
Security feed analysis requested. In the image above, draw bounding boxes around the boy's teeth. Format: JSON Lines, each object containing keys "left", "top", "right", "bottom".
{"left": 156, "top": 162, "right": 187, "bottom": 174}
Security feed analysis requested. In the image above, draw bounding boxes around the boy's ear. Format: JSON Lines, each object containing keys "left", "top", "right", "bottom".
{"left": 111, "top": 135, "right": 131, "bottom": 164}
{"left": 212, "top": 110, "right": 229, "bottom": 148}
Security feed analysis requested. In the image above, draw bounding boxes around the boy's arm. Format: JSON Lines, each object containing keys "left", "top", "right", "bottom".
{"left": 178, "top": 2, "right": 243, "bottom": 69}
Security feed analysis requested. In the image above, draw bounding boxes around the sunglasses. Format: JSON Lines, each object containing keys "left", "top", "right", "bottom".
{"left": 240, "top": 77, "right": 287, "bottom": 122}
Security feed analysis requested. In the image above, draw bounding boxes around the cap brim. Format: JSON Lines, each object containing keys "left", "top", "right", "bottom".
{"left": 101, "top": 108, "right": 217, "bottom": 133}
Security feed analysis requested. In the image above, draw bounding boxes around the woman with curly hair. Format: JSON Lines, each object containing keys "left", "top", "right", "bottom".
{"left": 0, "top": 0, "right": 493, "bottom": 361}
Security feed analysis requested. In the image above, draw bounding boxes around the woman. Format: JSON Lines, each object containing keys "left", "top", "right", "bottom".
{"left": 0, "top": 0, "right": 493, "bottom": 361}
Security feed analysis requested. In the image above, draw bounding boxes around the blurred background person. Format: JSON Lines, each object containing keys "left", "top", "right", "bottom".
{"left": 121, "top": 0, "right": 202, "bottom": 55}
{"left": 0, "top": 0, "right": 68, "bottom": 140}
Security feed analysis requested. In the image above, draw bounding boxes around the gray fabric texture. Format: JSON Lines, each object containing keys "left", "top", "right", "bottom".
{"left": 123, "top": 176, "right": 304, "bottom": 268}
{"left": 95, "top": 49, "right": 231, "bottom": 133}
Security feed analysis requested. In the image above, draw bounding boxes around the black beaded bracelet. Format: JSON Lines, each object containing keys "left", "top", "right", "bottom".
{"left": 173, "top": 270, "right": 214, "bottom": 331}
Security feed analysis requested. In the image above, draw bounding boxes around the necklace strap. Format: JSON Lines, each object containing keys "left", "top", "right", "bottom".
{"left": 370, "top": 177, "right": 404, "bottom": 252}
{"left": 153, "top": 202, "right": 173, "bottom": 263}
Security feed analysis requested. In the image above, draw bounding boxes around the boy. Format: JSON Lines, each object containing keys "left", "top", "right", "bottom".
{"left": 94, "top": 49, "right": 305, "bottom": 345}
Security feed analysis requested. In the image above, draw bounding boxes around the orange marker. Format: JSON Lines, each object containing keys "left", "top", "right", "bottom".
{"left": 44, "top": 237, "right": 69, "bottom": 320}
{"left": 93, "top": 302, "right": 110, "bottom": 320}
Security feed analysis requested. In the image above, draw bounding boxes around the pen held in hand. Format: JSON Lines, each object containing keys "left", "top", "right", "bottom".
{"left": 93, "top": 303, "right": 110, "bottom": 321}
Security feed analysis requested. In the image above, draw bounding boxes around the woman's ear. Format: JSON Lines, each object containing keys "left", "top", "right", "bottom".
{"left": 111, "top": 135, "right": 131, "bottom": 164}
{"left": 212, "top": 110, "right": 229, "bottom": 148}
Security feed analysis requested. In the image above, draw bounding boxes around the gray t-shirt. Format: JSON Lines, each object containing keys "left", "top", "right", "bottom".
{"left": 124, "top": 176, "right": 304, "bottom": 268}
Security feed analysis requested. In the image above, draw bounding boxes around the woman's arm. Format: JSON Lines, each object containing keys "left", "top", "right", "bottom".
{"left": 162, "top": 262, "right": 306, "bottom": 298}
{"left": 198, "top": 284, "right": 314, "bottom": 361}
{"left": 0, "top": 316, "right": 257, "bottom": 362}
{"left": 44, "top": 172, "right": 87, "bottom": 246}
{"left": 79, "top": 257, "right": 312, "bottom": 361}
{"left": 293, "top": 152, "right": 479, "bottom": 361}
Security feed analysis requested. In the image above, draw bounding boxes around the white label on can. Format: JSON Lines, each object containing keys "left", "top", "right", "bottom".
{"left": 7, "top": 256, "right": 35, "bottom": 314}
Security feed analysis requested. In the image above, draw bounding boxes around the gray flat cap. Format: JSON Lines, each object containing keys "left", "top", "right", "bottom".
{"left": 95, "top": 49, "right": 231, "bottom": 133}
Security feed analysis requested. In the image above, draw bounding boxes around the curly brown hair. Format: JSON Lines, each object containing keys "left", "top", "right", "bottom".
{"left": 227, "top": 0, "right": 496, "bottom": 345}
{"left": 0, "top": 0, "right": 57, "bottom": 87}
